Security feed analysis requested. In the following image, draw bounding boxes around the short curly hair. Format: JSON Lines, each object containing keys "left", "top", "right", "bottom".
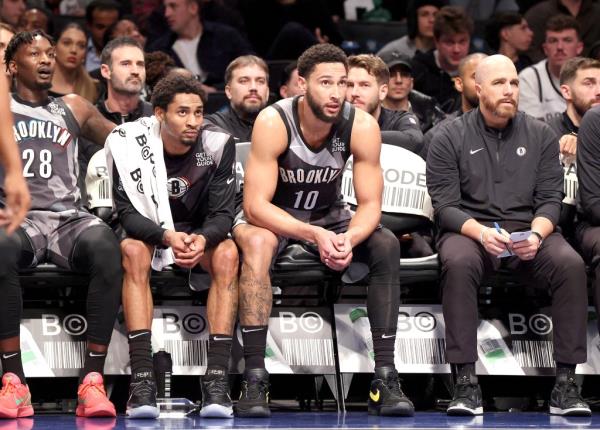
{"left": 150, "top": 74, "right": 206, "bottom": 110}
{"left": 297, "top": 43, "right": 347, "bottom": 79}
{"left": 4, "top": 30, "right": 54, "bottom": 70}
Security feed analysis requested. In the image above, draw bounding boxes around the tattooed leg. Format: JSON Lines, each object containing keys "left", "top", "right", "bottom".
{"left": 233, "top": 224, "right": 279, "bottom": 326}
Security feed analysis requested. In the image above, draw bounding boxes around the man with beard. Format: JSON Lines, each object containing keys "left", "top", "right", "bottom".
{"left": 346, "top": 54, "right": 423, "bottom": 154}
{"left": 0, "top": 30, "right": 122, "bottom": 418}
{"left": 570, "top": 60, "right": 600, "bottom": 337}
{"left": 80, "top": 37, "right": 152, "bottom": 172}
{"left": 205, "top": 55, "right": 269, "bottom": 143}
{"left": 110, "top": 75, "right": 239, "bottom": 418}
{"left": 422, "top": 53, "right": 486, "bottom": 158}
{"left": 548, "top": 57, "right": 600, "bottom": 162}
{"left": 205, "top": 55, "right": 269, "bottom": 216}
{"left": 233, "top": 43, "right": 414, "bottom": 418}
{"left": 427, "top": 54, "right": 589, "bottom": 417}
{"left": 518, "top": 15, "right": 583, "bottom": 122}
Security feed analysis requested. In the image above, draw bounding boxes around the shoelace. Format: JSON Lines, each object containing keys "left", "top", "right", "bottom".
{"left": 0, "top": 382, "right": 16, "bottom": 397}
{"left": 80, "top": 379, "right": 106, "bottom": 398}
{"left": 454, "top": 376, "right": 476, "bottom": 399}
{"left": 562, "top": 378, "right": 584, "bottom": 403}
{"left": 241, "top": 378, "right": 267, "bottom": 401}
{"left": 384, "top": 373, "right": 403, "bottom": 397}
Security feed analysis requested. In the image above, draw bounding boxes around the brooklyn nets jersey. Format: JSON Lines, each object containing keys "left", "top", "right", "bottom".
{"left": 0, "top": 95, "right": 81, "bottom": 211}
{"left": 271, "top": 96, "right": 354, "bottom": 223}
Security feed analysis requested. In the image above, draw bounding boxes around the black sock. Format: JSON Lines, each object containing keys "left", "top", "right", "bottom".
{"left": 371, "top": 328, "right": 396, "bottom": 368}
{"left": 207, "top": 334, "right": 232, "bottom": 372}
{"left": 0, "top": 350, "right": 25, "bottom": 383}
{"left": 79, "top": 349, "right": 107, "bottom": 383}
{"left": 556, "top": 362, "right": 576, "bottom": 381}
{"left": 241, "top": 325, "right": 267, "bottom": 370}
{"left": 454, "top": 362, "right": 476, "bottom": 382}
{"left": 128, "top": 329, "right": 154, "bottom": 382}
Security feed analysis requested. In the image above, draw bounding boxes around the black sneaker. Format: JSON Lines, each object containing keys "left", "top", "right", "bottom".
{"left": 235, "top": 368, "right": 271, "bottom": 418}
{"left": 447, "top": 375, "right": 483, "bottom": 416}
{"left": 126, "top": 379, "right": 160, "bottom": 419}
{"left": 549, "top": 373, "right": 591, "bottom": 416}
{"left": 200, "top": 368, "right": 233, "bottom": 418}
{"left": 368, "top": 366, "right": 414, "bottom": 416}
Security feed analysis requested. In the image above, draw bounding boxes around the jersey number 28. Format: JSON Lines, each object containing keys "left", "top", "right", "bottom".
{"left": 22, "top": 149, "right": 53, "bottom": 179}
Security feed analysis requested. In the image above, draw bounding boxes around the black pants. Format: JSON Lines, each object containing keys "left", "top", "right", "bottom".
{"left": 353, "top": 227, "right": 401, "bottom": 331}
{"left": 0, "top": 226, "right": 122, "bottom": 345}
{"left": 438, "top": 231, "right": 587, "bottom": 365}
{"left": 576, "top": 223, "right": 600, "bottom": 334}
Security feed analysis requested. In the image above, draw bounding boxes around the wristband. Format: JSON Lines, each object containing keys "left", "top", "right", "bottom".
{"left": 531, "top": 231, "right": 543, "bottom": 247}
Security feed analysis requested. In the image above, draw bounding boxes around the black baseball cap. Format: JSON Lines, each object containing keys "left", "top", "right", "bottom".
{"left": 379, "top": 51, "right": 413, "bottom": 73}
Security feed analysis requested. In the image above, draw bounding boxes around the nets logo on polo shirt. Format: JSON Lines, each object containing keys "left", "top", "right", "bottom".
{"left": 167, "top": 177, "right": 190, "bottom": 198}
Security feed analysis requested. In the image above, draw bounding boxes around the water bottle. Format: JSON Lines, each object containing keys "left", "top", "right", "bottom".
{"left": 153, "top": 349, "right": 172, "bottom": 398}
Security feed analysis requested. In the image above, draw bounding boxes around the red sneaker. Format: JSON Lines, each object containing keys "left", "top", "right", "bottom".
{"left": 76, "top": 373, "right": 116, "bottom": 418}
{"left": 0, "top": 373, "right": 33, "bottom": 418}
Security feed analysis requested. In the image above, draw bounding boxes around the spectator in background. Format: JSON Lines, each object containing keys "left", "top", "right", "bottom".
{"left": 85, "top": 0, "right": 120, "bottom": 72}
{"left": 147, "top": 0, "right": 253, "bottom": 91}
{"left": 0, "top": 0, "right": 25, "bottom": 28}
{"left": 98, "top": 37, "right": 151, "bottom": 124}
{"left": 412, "top": 5, "right": 472, "bottom": 113}
{"left": 103, "top": 17, "right": 146, "bottom": 49}
{"left": 50, "top": 23, "right": 100, "bottom": 103}
{"left": 422, "top": 53, "right": 486, "bottom": 157}
{"left": 346, "top": 54, "right": 423, "bottom": 153}
{"left": 378, "top": 0, "right": 444, "bottom": 60}
{"left": 525, "top": 0, "right": 600, "bottom": 63}
{"left": 278, "top": 61, "right": 303, "bottom": 99}
{"left": 144, "top": 50, "right": 176, "bottom": 93}
{"left": 18, "top": 6, "right": 51, "bottom": 34}
{"left": 485, "top": 12, "right": 533, "bottom": 72}
{"left": 518, "top": 15, "right": 582, "bottom": 122}
{"left": 0, "top": 23, "right": 14, "bottom": 84}
{"left": 380, "top": 51, "right": 446, "bottom": 132}
{"left": 205, "top": 55, "right": 269, "bottom": 143}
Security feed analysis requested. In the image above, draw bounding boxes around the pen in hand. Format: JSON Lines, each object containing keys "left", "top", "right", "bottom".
{"left": 494, "top": 222, "right": 511, "bottom": 255}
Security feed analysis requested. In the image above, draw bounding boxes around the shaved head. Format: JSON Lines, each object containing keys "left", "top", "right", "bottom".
{"left": 475, "top": 54, "right": 519, "bottom": 127}
{"left": 458, "top": 53, "right": 487, "bottom": 80}
{"left": 475, "top": 54, "right": 516, "bottom": 84}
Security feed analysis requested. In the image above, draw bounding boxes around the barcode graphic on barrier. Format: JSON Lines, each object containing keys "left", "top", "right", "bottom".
{"left": 396, "top": 338, "right": 446, "bottom": 364}
{"left": 480, "top": 339, "right": 503, "bottom": 355}
{"left": 44, "top": 341, "right": 85, "bottom": 369}
{"left": 513, "top": 340, "right": 554, "bottom": 368}
{"left": 564, "top": 177, "right": 578, "bottom": 201}
{"left": 342, "top": 177, "right": 426, "bottom": 210}
{"left": 98, "top": 179, "right": 111, "bottom": 200}
{"left": 281, "top": 338, "right": 334, "bottom": 367}
{"left": 164, "top": 339, "right": 208, "bottom": 367}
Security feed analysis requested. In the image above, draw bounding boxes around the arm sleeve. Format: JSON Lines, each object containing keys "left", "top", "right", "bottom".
{"left": 425, "top": 127, "right": 473, "bottom": 232}
{"left": 577, "top": 108, "right": 600, "bottom": 224}
{"left": 389, "top": 112, "right": 425, "bottom": 155}
{"left": 193, "top": 137, "right": 236, "bottom": 248}
{"left": 112, "top": 162, "right": 166, "bottom": 246}
{"left": 532, "top": 125, "right": 563, "bottom": 225}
